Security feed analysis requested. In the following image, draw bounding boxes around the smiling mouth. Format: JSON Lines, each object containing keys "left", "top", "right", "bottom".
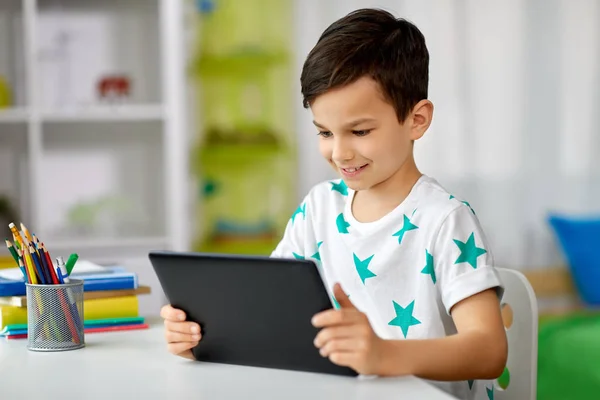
{"left": 340, "top": 165, "right": 367, "bottom": 173}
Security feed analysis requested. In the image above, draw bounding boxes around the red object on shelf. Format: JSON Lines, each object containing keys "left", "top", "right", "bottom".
{"left": 97, "top": 75, "right": 131, "bottom": 100}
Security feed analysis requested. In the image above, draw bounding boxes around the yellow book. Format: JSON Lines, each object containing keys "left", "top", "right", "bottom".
{"left": 0, "top": 256, "right": 17, "bottom": 270}
{"left": 0, "top": 304, "right": 27, "bottom": 329}
{"left": 83, "top": 295, "right": 139, "bottom": 320}
{"left": 0, "top": 286, "right": 151, "bottom": 307}
{"left": 0, "top": 295, "right": 139, "bottom": 329}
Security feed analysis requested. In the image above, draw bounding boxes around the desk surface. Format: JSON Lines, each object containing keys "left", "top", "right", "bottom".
{"left": 0, "top": 322, "right": 457, "bottom": 400}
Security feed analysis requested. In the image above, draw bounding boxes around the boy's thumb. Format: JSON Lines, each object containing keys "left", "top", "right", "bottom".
{"left": 333, "top": 282, "right": 354, "bottom": 309}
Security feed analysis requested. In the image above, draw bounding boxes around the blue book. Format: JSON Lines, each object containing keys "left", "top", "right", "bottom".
{"left": 0, "top": 266, "right": 138, "bottom": 297}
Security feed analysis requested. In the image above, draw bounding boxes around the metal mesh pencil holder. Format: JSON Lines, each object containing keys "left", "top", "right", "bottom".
{"left": 26, "top": 279, "right": 85, "bottom": 351}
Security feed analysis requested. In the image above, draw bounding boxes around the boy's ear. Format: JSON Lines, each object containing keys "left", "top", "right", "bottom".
{"left": 409, "top": 99, "right": 434, "bottom": 140}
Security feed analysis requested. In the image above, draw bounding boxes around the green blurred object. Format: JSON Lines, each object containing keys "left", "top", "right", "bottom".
{"left": 497, "top": 367, "right": 510, "bottom": 390}
{"left": 190, "top": 0, "right": 295, "bottom": 255}
{"left": 0, "top": 76, "right": 12, "bottom": 108}
{"left": 537, "top": 312, "right": 600, "bottom": 399}
{"left": 0, "top": 195, "right": 19, "bottom": 239}
{"left": 194, "top": 51, "right": 289, "bottom": 76}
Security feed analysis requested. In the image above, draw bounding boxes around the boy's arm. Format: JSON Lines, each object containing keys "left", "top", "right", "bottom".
{"left": 385, "top": 202, "right": 508, "bottom": 380}
{"left": 378, "top": 288, "right": 507, "bottom": 380}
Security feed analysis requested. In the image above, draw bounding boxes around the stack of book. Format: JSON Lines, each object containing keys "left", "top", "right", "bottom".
{"left": 0, "top": 258, "right": 151, "bottom": 339}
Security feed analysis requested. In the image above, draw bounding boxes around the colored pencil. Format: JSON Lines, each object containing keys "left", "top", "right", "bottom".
{"left": 18, "top": 258, "right": 31, "bottom": 284}
{"left": 65, "top": 253, "right": 79, "bottom": 275}
{"left": 4, "top": 239, "right": 19, "bottom": 265}
{"left": 41, "top": 243, "right": 56, "bottom": 282}
{"left": 8, "top": 223, "right": 24, "bottom": 250}
{"left": 39, "top": 245, "right": 59, "bottom": 284}
{"left": 23, "top": 246, "right": 39, "bottom": 284}
{"left": 20, "top": 223, "right": 33, "bottom": 245}
{"left": 30, "top": 246, "right": 51, "bottom": 285}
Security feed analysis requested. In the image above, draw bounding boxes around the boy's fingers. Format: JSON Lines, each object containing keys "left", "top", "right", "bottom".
{"left": 165, "top": 330, "right": 201, "bottom": 344}
{"left": 164, "top": 320, "right": 201, "bottom": 335}
{"left": 333, "top": 283, "right": 355, "bottom": 309}
{"left": 167, "top": 342, "right": 198, "bottom": 358}
{"left": 328, "top": 352, "right": 354, "bottom": 368}
{"left": 312, "top": 308, "right": 361, "bottom": 327}
{"left": 319, "top": 338, "right": 357, "bottom": 357}
{"left": 314, "top": 326, "right": 356, "bottom": 347}
{"left": 160, "top": 305, "right": 186, "bottom": 321}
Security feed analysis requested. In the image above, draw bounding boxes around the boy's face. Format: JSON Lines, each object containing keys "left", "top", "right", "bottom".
{"left": 311, "top": 76, "right": 425, "bottom": 192}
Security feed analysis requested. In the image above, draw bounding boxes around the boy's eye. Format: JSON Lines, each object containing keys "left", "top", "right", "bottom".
{"left": 317, "top": 131, "right": 333, "bottom": 138}
{"left": 352, "top": 129, "right": 371, "bottom": 136}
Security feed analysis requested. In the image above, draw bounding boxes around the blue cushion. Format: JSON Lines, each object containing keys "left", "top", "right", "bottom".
{"left": 548, "top": 214, "right": 600, "bottom": 305}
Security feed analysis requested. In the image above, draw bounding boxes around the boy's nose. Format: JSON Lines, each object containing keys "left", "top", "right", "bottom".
{"left": 331, "top": 138, "right": 354, "bottom": 162}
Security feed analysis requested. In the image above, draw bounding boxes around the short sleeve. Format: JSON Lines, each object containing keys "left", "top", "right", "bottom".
{"left": 270, "top": 197, "right": 309, "bottom": 259}
{"left": 432, "top": 204, "right": 504, "bottom": 315}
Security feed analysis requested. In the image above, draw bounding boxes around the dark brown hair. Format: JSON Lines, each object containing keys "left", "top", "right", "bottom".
{"left": 300, "top": 8, "right": 429, "bottom": 123}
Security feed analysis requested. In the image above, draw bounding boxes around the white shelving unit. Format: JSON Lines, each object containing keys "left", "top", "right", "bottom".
{"left": 0, "top": 0, "right": 191, "bottom": 314}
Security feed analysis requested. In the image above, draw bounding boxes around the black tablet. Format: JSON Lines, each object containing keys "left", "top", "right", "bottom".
{"left": 149, "top": 250, "right": 358, "bottom": 377}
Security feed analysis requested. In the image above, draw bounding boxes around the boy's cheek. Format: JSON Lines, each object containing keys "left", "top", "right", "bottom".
{"left": 318, "top": 142, "right": 332, "bottom": 160}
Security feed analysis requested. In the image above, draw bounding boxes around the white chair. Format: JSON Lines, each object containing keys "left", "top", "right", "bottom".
{"left": 494, "top": 267, "right": 538, "bottom": 400}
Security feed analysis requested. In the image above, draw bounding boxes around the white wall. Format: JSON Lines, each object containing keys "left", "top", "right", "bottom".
{"left": 292, "top": 0, "right": 600, "bottom": 269}
{"left": 292, "top": 0, "right": 339, "bottom": 198}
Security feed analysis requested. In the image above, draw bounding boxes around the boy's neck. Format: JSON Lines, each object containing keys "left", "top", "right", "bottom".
{"left": 351, "top": 155, "right": 422, "bottom": 223}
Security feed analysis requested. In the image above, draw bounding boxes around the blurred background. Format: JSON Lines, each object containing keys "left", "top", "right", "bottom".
{"left": 0, "top": 1, "right": 598, "bottom": 398}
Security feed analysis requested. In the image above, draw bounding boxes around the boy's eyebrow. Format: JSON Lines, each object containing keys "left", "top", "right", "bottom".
{"left": 312, "top": 118, "right": 377, "bottom": 130}
{"left": 312, "top": 120, "right": 327, "bottom": 130}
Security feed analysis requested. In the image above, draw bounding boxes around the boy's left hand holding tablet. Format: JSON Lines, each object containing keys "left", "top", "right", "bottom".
{"left": 161, "top": 304, "right": 202, "bottom": 360}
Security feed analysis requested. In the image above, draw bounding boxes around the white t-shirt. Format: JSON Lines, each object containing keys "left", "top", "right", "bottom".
{"left": 271, "top": 175, "right": 504, "bottom": 400}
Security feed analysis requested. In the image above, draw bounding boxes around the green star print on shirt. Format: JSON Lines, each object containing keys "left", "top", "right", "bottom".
{"left": 486, "top": 386, "right": 494, "bottom": 400}
{"left": 332, "top": 296, "right": 340, "bottom": 309}
{"left": 330, "top": 180, "right": 348, "bottom": 195}
{"left": 449, "top": 195, "right": 475, "bottom": 214}
{"left": 311, "top": 241, "right": 323, "bottom": 261}
{"left": 353, "top": 253, "right": 376, "bottom": 284}
{"left": 453, "top": 232, "right": 487, "bottom": 269}
{"left": 421, "top": 250, "right": 436, "bottom": 283}
{"left": 292, "top": 252, "right": 304, "bottom": 260}
{"left": 332, "top": 294, "right": 350, "bottom": 310}
{"left": 291, "top": 203, "right": 306, "bottom": 224}
{"left": 336, "top": 213, "right": 350, "bottom": 234}
{"left": 388, "top": 300, "right": 421, "bottom": 338}
{"left": 392, "top": 214, "right": 419, "bottom": 244}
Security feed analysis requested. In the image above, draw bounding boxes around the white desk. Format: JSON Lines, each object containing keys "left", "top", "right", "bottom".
{"left": 0, "top": 322, "right": 457, "bottom": 400}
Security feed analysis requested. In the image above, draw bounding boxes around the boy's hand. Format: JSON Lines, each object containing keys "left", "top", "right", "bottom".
{"left": 160, "top": 304, "right": 201, "bottom": 360}
{"left": 312, "top": 283, "right": 383, "bottom": 375}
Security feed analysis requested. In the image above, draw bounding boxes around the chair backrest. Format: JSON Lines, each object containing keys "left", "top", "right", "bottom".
{"left": 494, "top": 267, "right": 538, "bottom": 400}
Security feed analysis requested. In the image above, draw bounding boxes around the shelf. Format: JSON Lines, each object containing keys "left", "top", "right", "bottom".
{"left": 0, "top": 0, "right": 189, "bottom": 266}
{"left": 41, "top": 104, "right": 164, "bottom": 123}
{"left": 38, "top": 122, "right": 167, "bottom": 245}
{"left": 0, "top": 105, "right": 166, "bottom": 123}
{"left": 37, "top": 0, "right": 162, "bottom": 109}
{"left": 45, "top": 236, "right": 169, "bottom": 251}
{"left": 0, "top": 108, "right": 28, "bottom": 124}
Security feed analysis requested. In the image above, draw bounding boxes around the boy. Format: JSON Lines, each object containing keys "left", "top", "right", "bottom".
{"left": 161, "top": 8, "right": 507, "bottom": 400}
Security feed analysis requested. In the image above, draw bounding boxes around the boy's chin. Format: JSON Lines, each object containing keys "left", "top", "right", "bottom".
{"left": 340, "top": 178, "right": 371, "bottom": 192}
